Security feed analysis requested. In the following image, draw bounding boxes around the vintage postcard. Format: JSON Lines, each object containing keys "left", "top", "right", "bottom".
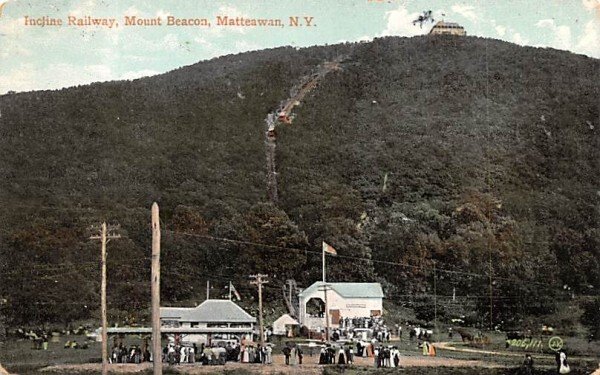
{"left": 0, "top": 0, "right": 598, "bottom": 374}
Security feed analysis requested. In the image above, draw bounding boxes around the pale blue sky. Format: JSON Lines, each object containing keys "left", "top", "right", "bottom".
{"left": 0, "top": 0, "right": 598, "bottom": 94}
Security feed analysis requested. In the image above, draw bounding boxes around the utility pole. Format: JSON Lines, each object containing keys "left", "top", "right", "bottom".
{"left": 487, "top": 208, "right": 494, "bottom": 332}
{"left": 151, "top": 203, "right": 162, "bottom": 375}
{"left": 250, "top": 274, "right": 268, "bottom": 346}
{"left": 206, "top": 280, "right": 210, "bottom": 300}
{"left": 317, "top": 284, "right": 331, "bottom": 344}
{"left": 433, "top": 261, "right": 437, "bottom": 332}
{"left": 287, "top": 280, "right": 293, "bottom": 309}
{"left": 489, "top": 246, "right": 493, "bottom": 331}
{"left": 321, "top": 242, "right": 337, "bottom": 344}
{"left": 90, "top": 222, "right": 121, "bottom": 375}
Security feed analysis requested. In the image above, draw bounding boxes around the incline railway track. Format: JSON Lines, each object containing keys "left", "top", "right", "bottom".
{"left": 265, "top": 58, "right": 343, "bottom": 203}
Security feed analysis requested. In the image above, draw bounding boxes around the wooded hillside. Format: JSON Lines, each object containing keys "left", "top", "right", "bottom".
{"left": 0, "top": 36, "right": 597, "bottom": 330}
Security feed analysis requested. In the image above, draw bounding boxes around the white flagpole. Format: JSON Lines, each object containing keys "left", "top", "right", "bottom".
{"left": 322, "top": 242, "right": 330, "bottom": 343}
{"left": 322, "top": 245, "right": 326, "bottom": 283}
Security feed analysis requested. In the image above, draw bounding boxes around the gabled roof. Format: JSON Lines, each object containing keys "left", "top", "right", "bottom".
{"left": 298, "top": 282, "right": 384, "bottom": 299}
{"left": 273, "top": 314, "right": 299, "bottom": 326}
{"left": 160, "top": 299, "right": 256, "bottom": 323}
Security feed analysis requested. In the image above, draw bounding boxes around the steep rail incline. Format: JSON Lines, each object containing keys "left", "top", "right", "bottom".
{"left": 265, "top": 60, "right": 343, "bottom": 203}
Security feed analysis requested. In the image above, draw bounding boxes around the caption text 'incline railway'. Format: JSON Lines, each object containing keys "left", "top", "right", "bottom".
{"left": 22, "top": 15, "right": 316, "bottom": 28}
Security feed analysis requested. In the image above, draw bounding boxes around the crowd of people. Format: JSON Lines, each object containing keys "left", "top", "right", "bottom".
{"left": 315, "top": 342, "right": 404, "bottom": 368}
{"left": 373, "top": 346, "right": 402, "bottom": 368}
{"left": 110, "top": 344, "right": 150, "bottom": 364}
{"left": 281, "top": 344, "right": 302, "bottom": 365}
{"left": 127, "top": 340, "right": 277, "bottom": 366}
{"left": 240, "top": 342, "right": 274, "bottom": 364}
{"left": 318, "top": 345, "right": 353, "bottom": 365}
{"left": 331, "top": 315, "right": 392, "bottom": 342}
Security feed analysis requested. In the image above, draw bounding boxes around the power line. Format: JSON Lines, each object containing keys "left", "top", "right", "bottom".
{"left": 162, "top": 229, "right": 557, "bottom": 287}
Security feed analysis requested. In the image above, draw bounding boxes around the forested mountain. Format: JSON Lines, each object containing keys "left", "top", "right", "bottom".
{"left": 0, "top": 36, "right": 598, "bottom": 329}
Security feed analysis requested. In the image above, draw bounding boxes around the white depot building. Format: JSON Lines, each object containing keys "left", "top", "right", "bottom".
{"left": 160, "top": 299, "right": 255, "bottom": 345}
{"left": 297, "top": 282, "right": 384, "bottom": 329}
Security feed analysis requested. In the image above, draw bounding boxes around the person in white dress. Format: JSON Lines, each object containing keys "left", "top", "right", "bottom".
{"left": 559, "top": 351, "right": 571, "bottom": 374}
{"left": 189, "top": 346, "right": 195, "bottom": 363}
{"left": 242, "top": 346, "right": 250, "bottom": 363}
{"left": 180, "top": 346, "right": 187, "bottom": 363}
{"left": 266, "top": 345, "right": 273, "bottom": 364}
{"left": 289, "top": 347, "right": 298, "bottom": 365}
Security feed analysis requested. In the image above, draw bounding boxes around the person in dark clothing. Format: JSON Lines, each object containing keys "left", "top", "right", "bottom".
{"left": 255, "top": 345, "right": 263, "bottom": 363}
{"left": 522, "top": 354, "right": 534, "bottom": 375}
{"left": 283, "top": 346, "right": 291, "bottom": 365}
{"left": 319, "top": 347, "right": 327, "bottom": 364}
{"left": 200, "top": 352, "right": 209, "bottom": 365}
{"left": 328, "top": 347, "right": 336, "bottom": 364}
{"left": 377, "top": 347, "right": 384, "bottom": 368}
{"left": 555, "top": 351, "right": 561, "bottom": 373}
{"left": 297, "top": 347, "right": 303, "bottom": 365}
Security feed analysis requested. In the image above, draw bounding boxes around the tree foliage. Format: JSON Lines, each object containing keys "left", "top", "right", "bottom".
{"left": 0, "top": 37, "right": 598, "bottom": 327}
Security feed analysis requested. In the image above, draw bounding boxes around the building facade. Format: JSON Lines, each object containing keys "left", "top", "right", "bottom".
{"left": 297, "top": 282, "right": 384, "bottom": 330}
{"left": 429, "top": 21, "right": 467, "bottom": 36}
{"left": 160, "top": 299, "right": 255, "bottom": 345}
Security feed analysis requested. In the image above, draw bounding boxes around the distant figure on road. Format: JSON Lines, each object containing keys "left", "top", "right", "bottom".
{"left": 282, "top": 346, "right": 290, "bottom": 365}
{"left": 319, "top": 346, "right": 327, "bottom": 364}
{"left": 522, "top": 354, "right": 534, "bottom": 375}
{"left": 289, "top": 346, "right": 298, "bottom": 366}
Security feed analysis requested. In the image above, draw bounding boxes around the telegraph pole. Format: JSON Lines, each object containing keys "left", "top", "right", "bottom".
{"left": 317, "top": 284, "right": 331, "bottom": 343}
{"left": 151, "top": 203, "right": 162, "bottom": 375}
{"left": 287, "top": 280, "right": 293, "bottom": 309}
{"left": 489, "top": 246, "right": 493, "bottom": 331}
{"left": 433, "top": 260, "right": 437, "bottom": 332}
{"left": 250, "top": 274, "right": 268, "bottom": 346}
{"left": 90, "top": 222, "right": 121, "bottom": 375}
{"left": 322, "top": 252, "right": 329, "bottom": 343}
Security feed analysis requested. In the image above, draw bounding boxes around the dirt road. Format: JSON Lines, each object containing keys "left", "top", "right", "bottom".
{"left": 40, "top": 353, "right": 497, "bottom": 374}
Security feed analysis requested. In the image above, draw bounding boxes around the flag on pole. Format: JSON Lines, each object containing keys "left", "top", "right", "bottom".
{"left": 322, "top": 241, "right": 337, "bottom": 255}
{"left": 230, "top": 283, "right": 241, "bottom": 300}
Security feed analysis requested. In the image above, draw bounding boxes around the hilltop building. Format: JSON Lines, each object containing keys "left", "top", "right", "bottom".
{"left": 298, "top": 282, "right": 384, "bottom": 330}
{"left": 429, "top": 21, "right": 467, "bottom": 36}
